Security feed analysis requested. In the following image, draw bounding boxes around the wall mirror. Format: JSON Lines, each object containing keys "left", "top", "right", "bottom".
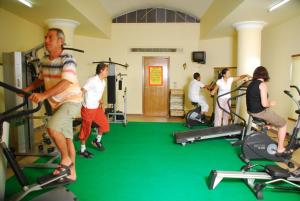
{"left": 289, "top": 54, "right": 300, "bottom": 120}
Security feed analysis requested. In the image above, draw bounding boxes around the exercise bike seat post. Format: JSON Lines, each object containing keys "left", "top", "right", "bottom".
{"left": 252, "top": 116, "right": 267, "bottom": 129}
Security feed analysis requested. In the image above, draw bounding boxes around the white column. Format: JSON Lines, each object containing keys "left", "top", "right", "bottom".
{"left": 45, "top": 18, "right": 80, "bottom": 47}
{"left": 233, "top": 21, "right": 266, "bottom": 75}
{"left": 233, "top": 21, "right": 266, "bottom": 120}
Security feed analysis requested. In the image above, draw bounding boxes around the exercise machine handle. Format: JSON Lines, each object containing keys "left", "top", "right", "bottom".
{"left": 0, "top": 81, "right": 30, "bottom": 97}
{"left": 284, "top": 90, "right": 293, "bottom": 98}
{"left": 63, "top": 47, "right": 84, "bottom": 53}
{"left": 284, "top": 88, "right": 300, "bottom": 111}
{"left": 0, "top": 81, "right": 42, "bottom": 122}
{"left": 290, "top": 85, "right": 300, "bottom": 95}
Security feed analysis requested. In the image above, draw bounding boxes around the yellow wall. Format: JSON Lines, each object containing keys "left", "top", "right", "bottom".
{"left": 261, "top": 15, "right": 300, "bottom": 119}
{"left": 75, "top": 23, "right": 236, "bottom": 114}
{"left": 0, "top": 64, "right": 3, "bottom": 113}
{"left": 0, "top": 8, "right": 44, "bottom": 113}
{"left": 200, "top": 0, "right": 243, "bottom": 39}
{"left": 0, "top": 8, "right": 44, "bottom": 62}
{"left": 0, "top": 9, "right": 236, "bottom": 116}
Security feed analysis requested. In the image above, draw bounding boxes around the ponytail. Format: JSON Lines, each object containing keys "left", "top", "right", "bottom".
{"left": 217, "top": 72, "right": 223, "bottom": 79}
{"left": 218, "top": 68, "right": 229, "bottom": 79}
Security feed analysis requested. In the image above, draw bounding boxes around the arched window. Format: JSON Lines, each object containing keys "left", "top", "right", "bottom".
{"left": 112, "top": 8, "right": 200, "bottom": 23}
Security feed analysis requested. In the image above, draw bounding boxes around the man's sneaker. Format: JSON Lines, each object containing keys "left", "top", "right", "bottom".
{"left": 79, "top": 150, "right": 94, "bottom": 158}
{"left": 91, "top": 139, "right": 105, "bottom": 151}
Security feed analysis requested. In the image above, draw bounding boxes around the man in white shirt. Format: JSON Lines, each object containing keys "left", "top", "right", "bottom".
{"left": 78, "top": 63, "right": 110, "bottom": 158}
{"left": 188, "top": 72, "right": 209, "bottom": 120}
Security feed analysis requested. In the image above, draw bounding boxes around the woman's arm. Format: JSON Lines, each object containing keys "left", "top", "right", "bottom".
{"left": 232, "top": 74, "right": 250, "bottom": 82}
{"left": 210, "top": 85, "right": 219, "bottom": 96}
{"left": 259, "top": 82, "right": 275, "bottom": 107}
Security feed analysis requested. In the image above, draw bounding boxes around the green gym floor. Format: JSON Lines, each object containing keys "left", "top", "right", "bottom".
{"left": 5, "top": 122, "right": 300, "bottom": 201}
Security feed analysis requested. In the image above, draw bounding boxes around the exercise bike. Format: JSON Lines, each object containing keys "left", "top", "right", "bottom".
{"left": 185, "top": 102, "right": 205, "bottom": 128}
{"left": 185, "top": 82, "right": 215, "bottom": 128}
{"left": 240, "top": 85, "right": 300, "bottom": 167}
{"left": 0, "top": 81, "right": 76, "bottom": 201}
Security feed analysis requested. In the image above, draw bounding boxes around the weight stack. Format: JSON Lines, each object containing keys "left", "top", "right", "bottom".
{"left": 107, "top": 75, "right": 116, "bottom": 104}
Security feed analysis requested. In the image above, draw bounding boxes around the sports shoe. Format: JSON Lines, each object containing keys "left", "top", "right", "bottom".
{"left": 292, "top": 167, "right": 300, "bottom": 177}
{"left": 91, "top": 139, "right": 105, "bottom": 151}
{"left": 79, "top": 150, "right": 94, "bottom": 158}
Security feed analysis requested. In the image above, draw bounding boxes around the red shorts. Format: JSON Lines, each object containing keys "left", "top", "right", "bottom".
{"left": 78, "top": 106, "right": 110, "bottom": 141}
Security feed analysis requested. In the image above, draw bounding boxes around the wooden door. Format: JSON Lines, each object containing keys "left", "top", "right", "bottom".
{"left": 143, "top": 57, "right": 169, "bottom": 116}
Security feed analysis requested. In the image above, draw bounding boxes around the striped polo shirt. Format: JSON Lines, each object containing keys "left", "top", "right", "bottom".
{"left": 38, "top": 51, "right": 82, "bottom": 109}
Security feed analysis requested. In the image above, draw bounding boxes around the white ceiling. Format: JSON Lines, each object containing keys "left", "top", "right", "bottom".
{"left": 230, "top": 0, "right": 300, "bottom": 25}
{"left": 1, "top": 0, "right": 299, "bottom": 38}
{"left": 209, "top": 0, "right": 300, "bottom": 38}
{"left": 97, "top": 0, "right": 214, "bottom": 18}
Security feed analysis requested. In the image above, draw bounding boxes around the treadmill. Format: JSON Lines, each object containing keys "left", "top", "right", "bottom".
{"left": 173, "top": 81, "right": 250, "bottom": 146}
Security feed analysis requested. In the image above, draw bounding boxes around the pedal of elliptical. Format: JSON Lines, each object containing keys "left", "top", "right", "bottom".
{"left": 265, "top": 165, "right": 290, "bottom": 179}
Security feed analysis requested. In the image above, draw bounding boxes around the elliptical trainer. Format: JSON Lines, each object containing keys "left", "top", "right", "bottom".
{"left": 0, "top": 82, "right": 76, "bottom": 201}
{"left": 240, "top": 85, "right": 300, "bottom": 166}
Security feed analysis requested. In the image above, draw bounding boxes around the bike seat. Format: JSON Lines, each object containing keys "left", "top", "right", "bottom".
{"left": 265, "top": 165, "right": 290, "bottom": 179}
{"left": 252, "top": 116, "right": 267, "bottom": 127}
{"left": 191, "top": 102, "right": 198, "bottom": 107}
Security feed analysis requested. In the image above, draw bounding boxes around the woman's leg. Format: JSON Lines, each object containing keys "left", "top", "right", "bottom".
{"left": 221, "top": 98, "right": 231, "bottom": 126}
{"left": 214, "top": 101, "right": 223, "bottom": 127}
{"left": 277, "top": 124, "right": 287, "bottom": 153}
{"left": 251, "top": 108, "right": 287, "bottom": 153}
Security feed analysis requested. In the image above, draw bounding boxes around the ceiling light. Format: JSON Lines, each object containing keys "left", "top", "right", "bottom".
{"left": 17, "top": 0, "right": 32, "bottom": 8}
{"left": 268, "top": 0, "right": 290, "bottom": 12}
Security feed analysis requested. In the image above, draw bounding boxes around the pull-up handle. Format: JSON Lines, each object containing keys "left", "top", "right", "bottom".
{"left": 63, "top": 47, "right": 84, "bottom": 53}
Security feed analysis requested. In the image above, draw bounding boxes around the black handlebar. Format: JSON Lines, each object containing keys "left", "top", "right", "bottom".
{"left": 284, "top": 90, "right": 293, "bottom": 98}
{"left": 0, "top": 81, "right": 42, "bottom": 122}
{"left": 284, "top": 86, "right": 300, "bottom": 112}
{"left": 93, "top": 57, "right": 129, "bottom": 68}
{"left": 63, "top": 47, "right": 84, "bottom": 53}
{"left": 290, "top": 85, "right": 300, "bottom": 95}
{"left": 0, "top": 82, "right": 30, "bottom": 97}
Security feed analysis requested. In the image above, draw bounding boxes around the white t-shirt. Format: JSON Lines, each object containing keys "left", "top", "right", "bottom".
{"left": 188, "top": 79, "right": 205, "bottom": 101}
{"left": 216, "top": 77, "right": 234, "bottom": 99}
{"left": 82, "top": 75, "right": 106, "bottom": 109}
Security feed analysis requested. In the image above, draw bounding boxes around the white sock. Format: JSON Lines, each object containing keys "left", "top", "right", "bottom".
{"left": 96, "top": 134, "right": 102, "bottom": 143}
{"left": 81, "top": 144, "right": 86, "bottom": 152}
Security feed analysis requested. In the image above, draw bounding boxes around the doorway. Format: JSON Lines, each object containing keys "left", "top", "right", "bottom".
{"left": 143, "top": 57, "right": 169, "bottom": 116}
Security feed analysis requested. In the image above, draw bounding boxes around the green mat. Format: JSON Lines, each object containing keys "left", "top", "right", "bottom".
{"left": 5, "top": 122, "right": 300, "bottom": 201}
